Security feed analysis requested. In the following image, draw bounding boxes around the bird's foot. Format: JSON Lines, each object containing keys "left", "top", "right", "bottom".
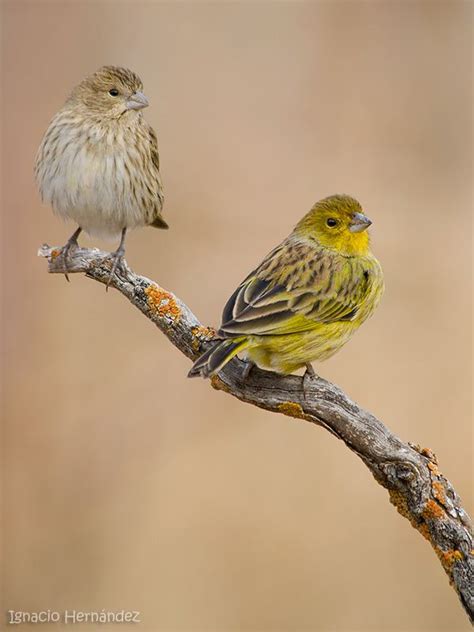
{"left": 241, "top": 360, "right": 255, "bottom": 381}
{"left": 60, "top": 227, "right": 82, "bottom": 282}
{"left": 105, "top": 228, "right": 127, "bottom": 291}
{"left": 105, "top": 248, "right": 125, "bottom": 291}
{"left": 302, "top": 363, "right": 319, "bottom": 399}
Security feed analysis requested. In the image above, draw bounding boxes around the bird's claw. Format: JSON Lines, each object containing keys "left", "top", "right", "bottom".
{"left": 105, "top": 249, "right": 125, "bottom": 291}
{"left": 60, "top": 241, "right": 78, "bottom": 282}
{"left": 302, "top": 363, "right": 318, "bottom": 400}
{"left": 241, "top": 360, "right": 255, "bottom": 381}
{"left": 59, "top": 227, "right": 82, "bottom": 282}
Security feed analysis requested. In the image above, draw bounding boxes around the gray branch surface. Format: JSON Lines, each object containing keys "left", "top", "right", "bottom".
{"left": 39, "top": 243, "right": 473, "bottom": 622}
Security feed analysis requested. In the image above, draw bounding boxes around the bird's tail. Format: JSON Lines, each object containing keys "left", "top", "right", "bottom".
{"left": 150, "top": 215, "right": 169, "bottom": 229}
{"left": 188, "top": 337, "right": 248, "bottom": 378}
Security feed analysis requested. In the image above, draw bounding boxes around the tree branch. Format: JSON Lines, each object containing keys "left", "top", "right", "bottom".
{"left": 38, "top": 244, "right": 473, "bottom": 622}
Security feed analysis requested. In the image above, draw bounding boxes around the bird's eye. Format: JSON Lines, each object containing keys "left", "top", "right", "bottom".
{"left": 326, "top": 218, "right": 338, "bottom": 227}
{"left": 108, "top": 88, "right": 119, "bottom": 97}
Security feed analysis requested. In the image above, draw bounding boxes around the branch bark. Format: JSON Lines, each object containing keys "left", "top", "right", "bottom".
{"left": 38, "top": 243, "right": 474, "bottom": 622}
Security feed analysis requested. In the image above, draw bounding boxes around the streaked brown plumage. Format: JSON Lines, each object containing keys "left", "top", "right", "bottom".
{"left": 35, "top": 66, "right": 167, "bottom": 283}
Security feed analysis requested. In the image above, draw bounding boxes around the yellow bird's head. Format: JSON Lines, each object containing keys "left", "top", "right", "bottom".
{"left": 295, "top": 194, "right": 373, "bottom": 256}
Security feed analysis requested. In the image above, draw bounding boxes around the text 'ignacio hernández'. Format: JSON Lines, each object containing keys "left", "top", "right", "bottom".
{"left": 7, "top": 610, "right": 141, "bottom": 624}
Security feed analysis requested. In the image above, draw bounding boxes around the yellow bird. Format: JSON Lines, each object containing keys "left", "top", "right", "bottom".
{"left": 189, "top": 194, "right": 384, "bottom": 379}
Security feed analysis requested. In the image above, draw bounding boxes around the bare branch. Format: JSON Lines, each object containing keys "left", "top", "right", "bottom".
{"left": 38, "top": 244, "right": 474, "bottom": 622}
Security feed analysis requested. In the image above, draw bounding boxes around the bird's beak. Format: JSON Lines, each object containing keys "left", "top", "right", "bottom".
{"left": 126, "top": 91, "right": 149, "bottom": 110}
{"left": 349, "top": 212, "right": 372, "bottom": 233}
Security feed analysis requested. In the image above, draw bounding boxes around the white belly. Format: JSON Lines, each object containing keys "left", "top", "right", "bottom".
{"left": 37, "top": 120, "right": 157, "bottom": 240}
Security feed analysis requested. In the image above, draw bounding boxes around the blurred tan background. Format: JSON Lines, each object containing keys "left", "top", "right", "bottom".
{"left": 1, "top": 1, "right": 472, "bottom": 631}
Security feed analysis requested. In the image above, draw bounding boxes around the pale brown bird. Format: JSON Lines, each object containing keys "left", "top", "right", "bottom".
{"left": 35, "top": 66, "right": 167, "bottom": 285}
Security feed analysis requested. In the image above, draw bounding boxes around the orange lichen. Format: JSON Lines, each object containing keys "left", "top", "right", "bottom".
{"left": 145, "top": 285, "right": 181, "bottom": 322}
{"left": 412, "top": 444, "right": 439, "bottom": 463}
{"left": 436, "top": 549, "right": 463, "bottom": 577}
{"left": 388, "top": 490, "right": 431, "bottom": 542}
{"left": 390, "top": 494, "right": 459, "bottom": 574}
{"left": 191, "top": 326, "right": 217, "bottom": 351}
{"left": 417, "top": 522, "right": 432, "bottom": 543}
{"left": 427, "top": 461, "right": 441, "bottom": 476}
{"left": 210, "top": 374, "right": 230, "bottom": 393}
{"left": 387, "top": 475, "right": 465, "bottom": 584}
{"left": 423, "top": 499, "right": 445, "bottom": 521}
{"left": 51, "top": 249, "right": 62, "bottom": 260}
{"left": 432, "top": 481, "right": 447, "bottom": 506}
{"left": 420, "top": 446, "right": 438, "bottom": 462}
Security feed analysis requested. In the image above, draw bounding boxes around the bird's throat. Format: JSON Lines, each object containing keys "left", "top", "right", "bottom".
{"left": 317, "top": 230, "right": 370, "bottom": 256}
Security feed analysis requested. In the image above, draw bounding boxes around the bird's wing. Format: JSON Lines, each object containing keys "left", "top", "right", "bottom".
{"left": 219, "top": 239, "right": 375, "bottom": 336}
{"left": 147, "top": 125, "right": 167, "bottom": 228}
{"left": 148, "top": 125, "right": 161, "bottom": 171}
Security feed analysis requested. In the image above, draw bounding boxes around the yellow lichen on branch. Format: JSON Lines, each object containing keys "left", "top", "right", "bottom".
{"left": 191, "top": 326, "right": 217, "bottom": 351}
{"left": 388, "top": 488, "right": 434, "bottom": 544}
{"left": 278, "top": 401, "right": 313, "bottom": 422}
{"left": 389, "top": 488, "right": 422, "bottom": 529}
